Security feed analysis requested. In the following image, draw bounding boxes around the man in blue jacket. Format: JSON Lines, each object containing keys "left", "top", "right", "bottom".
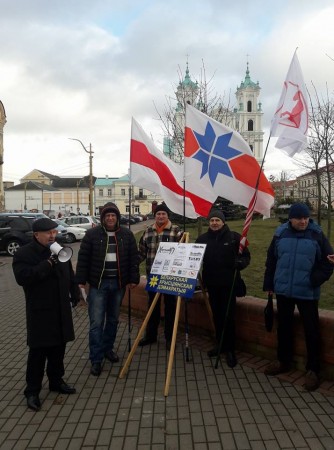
{"left": 263, "top": 202, "right": 333, "bottom": 391}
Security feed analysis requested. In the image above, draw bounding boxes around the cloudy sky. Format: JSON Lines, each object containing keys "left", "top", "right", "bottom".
{"left": 1, "top": 0, "right": 334, "bottom": 184}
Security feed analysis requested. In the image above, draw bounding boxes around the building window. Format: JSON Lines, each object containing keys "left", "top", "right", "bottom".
{"left": 249, "top": 144, "right": 253, "bottom": 152}
{"left": 126, "top": 205, "right": 129, "bottom": 212}
{"left": 247, "top": 101, "right": 252, "bottom": 112}
{"left": 121, "top": 189, "right": 125, "bottom": 196}
{"left": 247, "top": 120, "right": 254, "bottom": 131}
{"left": 99, "top": 189, "right": 103, "bottom": 197}
{"left": 139, "top": 189, "right": 143, "bottom": 198}
{"left": 107, "top": 189, "right": 112, "bottom": 196}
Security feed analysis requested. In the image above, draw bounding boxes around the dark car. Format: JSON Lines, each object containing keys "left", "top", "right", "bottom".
{"left": 120, "top": 214, "right": 136, "bottom": 225}
{"left": 0, "top": 214, "right": 67, "bottom": 256}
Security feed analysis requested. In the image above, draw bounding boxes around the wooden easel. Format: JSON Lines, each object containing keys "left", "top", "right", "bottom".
{"left": 119, "top": 232, "right": 213, "bottom": 396}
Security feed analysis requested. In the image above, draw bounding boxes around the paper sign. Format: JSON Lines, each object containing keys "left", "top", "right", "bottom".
{"left": 145, "top": 242, "right": 206, "bottom": 298}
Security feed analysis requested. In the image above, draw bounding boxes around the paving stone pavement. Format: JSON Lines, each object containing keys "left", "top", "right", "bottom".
{"left": 2, "top": 255, "right": 334, "bottom": 449}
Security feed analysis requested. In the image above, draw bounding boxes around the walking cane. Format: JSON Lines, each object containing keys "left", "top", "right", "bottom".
{"left": 128, "top": 289, "right": 132, "bottom": 352}
{"left": 214, "top": 269, "right": 237, "bottom": 369}
{"left": 184, "top": 298, "right": 190, "bottom": 362}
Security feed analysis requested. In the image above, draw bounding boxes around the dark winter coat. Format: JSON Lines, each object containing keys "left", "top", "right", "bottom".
{"left": 263, "top": 220, "right": 333, "bottom": 300}
{"left": 75, "top": 225, "right": 140, "bottom": 289}
{"left": 12, "top": 239, "right": 78, "bottom": 348}
{"left": 195, "top": 224, "right": 250, "bottom": 287}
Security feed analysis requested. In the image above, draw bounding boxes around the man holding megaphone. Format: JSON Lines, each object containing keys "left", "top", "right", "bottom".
{"left": 12, "top": 218, "right": 79, "bottom": 412}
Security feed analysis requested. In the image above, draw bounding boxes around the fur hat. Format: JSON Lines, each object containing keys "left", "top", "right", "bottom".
{"left": 208, "top": 209, "right": 225, "bottom": 222}
{"left": 154, "top": 203, "right": 170, "bottom": 216}
{"left": 100, "top": 202, "right": 120, "bottom": 222}
{"left": 32, "top": 218, "right": 58, "bottom": 232}
{"left": 289, "top": 202, "right": 310, "bottom": 219}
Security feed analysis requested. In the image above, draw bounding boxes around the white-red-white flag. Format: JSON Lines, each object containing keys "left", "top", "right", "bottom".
{"left": 270, "top": 51, "right": 309, "bottom": 157}
{"left": 130, "top": 118, "right": 213, "bottom": 218}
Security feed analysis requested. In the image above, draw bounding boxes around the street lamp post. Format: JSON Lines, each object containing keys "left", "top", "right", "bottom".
{"left": 69, "top": 138, "right": 94, "bottom": 215}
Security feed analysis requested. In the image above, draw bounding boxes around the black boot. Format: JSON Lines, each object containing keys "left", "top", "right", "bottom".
{"left": 27, "top": 394, "right": 41, "bottom": 411}
{"left": 226, "top": 351, "right": 237, "bottom": 368}
{"left": 139, "top": 336, "right": 157, "bottom": 347}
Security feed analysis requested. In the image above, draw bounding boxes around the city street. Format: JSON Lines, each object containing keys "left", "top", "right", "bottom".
{"left": 1, "top": 223, "right": 334, "bottom": 449}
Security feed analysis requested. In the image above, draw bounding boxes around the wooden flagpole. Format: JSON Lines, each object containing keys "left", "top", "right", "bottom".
{"left": 119, "top": 291, "right": 160, "bottom": 379}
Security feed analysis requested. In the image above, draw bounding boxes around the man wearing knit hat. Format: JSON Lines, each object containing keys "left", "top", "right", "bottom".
{"left": 138, "top": 203, "right": 183, "bottom": 349}
{"left": 12, "top": 217, "right": 79, "bottom": 411}
{"left": 196, "top": 209, "right": 250, "bottom": 368}
{"left": 76, "top": 202, "right": 140, "bottom": 376}
{"left": 263, "top": 202, "right": 333, "bottom": 391}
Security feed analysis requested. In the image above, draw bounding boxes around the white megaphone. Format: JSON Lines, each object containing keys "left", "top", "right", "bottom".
{"left": 49, "top": 242, "right": 73, "bottom": 263}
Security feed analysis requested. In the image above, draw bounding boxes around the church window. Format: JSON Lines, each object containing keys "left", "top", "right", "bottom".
{"left": 247, "top": 101, "right": 252, "bottom": 112}
{"left": 248, "top": 120, "right": 254, "bottom": 131}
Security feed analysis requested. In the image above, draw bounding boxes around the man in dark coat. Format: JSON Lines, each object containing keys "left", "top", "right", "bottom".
{"left": 12, "top": 218, "right": 79, "bottom": 412}
{"left": 196, "top": 209, "right": 250, "bottom": 368}
{"left": 76, "top": 202, "right": 140, "bottom": 377}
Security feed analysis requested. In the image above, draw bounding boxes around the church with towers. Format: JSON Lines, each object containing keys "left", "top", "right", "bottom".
{"left": 163, "top": 62, "right": 264, "bottom": 165}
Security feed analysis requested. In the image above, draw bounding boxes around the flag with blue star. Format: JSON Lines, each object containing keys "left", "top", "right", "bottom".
{"left": 184, "top": 104, "right": 274, "bottom": 217}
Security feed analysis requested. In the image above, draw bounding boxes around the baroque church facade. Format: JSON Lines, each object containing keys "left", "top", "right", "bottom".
{"left": 163, "top": 63, "right": 264, "bottom": 165}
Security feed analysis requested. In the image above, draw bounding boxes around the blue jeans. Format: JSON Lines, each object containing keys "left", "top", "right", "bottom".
{"left": 88, "top": 279, "right": 125, "bottom": 363}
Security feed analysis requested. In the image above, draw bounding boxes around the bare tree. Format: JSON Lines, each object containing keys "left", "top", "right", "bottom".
{"left": 153, "top": 61, "right": 234, "bottom": 164}
{"left": 295, "top": 84, "right": 334, "bottom": 235}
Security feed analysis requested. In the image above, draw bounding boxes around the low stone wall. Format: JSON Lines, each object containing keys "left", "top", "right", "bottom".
{"left": 122, "top": 276, "right": 334, "bottom": 380}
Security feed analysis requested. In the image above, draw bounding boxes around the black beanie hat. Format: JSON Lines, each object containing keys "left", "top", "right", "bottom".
{"left": 208, "top": 209, "right": 226, "bottom": 222}
{"left": 154, "top": 204, "right": 170, "bottom": 216}
{"left": 32, "top": 217, "right": 58, "bottom": 232}
{"left": 289, "top": 202, "right": 310, "bottom": 219}
{"left": 100, "top": 202, "right": 120, "bottom": 222}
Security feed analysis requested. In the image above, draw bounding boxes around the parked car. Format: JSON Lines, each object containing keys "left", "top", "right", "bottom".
{"left": 52, "top": 219, "right": 86, "bottom": 243}
{"left": 120, "top": 214, "right": 136, "bottom": 225}
{"left": 0, "top": 213, "right": 67, "bottom": 256}
{"left": 131, "top": 215, "right": 142, "bottom": 223}
{"left": 62, "top": 215, "right": 99, "bottom": 229}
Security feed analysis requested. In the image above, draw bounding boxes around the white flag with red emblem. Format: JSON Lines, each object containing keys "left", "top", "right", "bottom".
{"left": 270, "top": 51, "right": 309, "bottom": 157}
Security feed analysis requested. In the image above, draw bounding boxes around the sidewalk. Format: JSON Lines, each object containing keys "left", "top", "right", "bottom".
{"left": 1, "top": 256, "right": 334, "bottom": 449}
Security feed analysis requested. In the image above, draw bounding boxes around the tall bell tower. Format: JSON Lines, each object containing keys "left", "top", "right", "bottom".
{"left": 0, "top": 101, "right": 6, "bottom": 211}
{"left": 235, "top": 63, "right": 264, "bottom": 163}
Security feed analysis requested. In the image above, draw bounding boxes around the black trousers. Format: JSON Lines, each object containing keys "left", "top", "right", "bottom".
{"left": 276, "top": 295, "right": 320, "bottom": 373}
{"left": 207, "top": 285, "right": 236, "bottom": 352}
{"left": 145, "top": 291, "right": 176, "bottom": 341}
{"left": 24, "top": 343, "right": 66, "bottom": 397}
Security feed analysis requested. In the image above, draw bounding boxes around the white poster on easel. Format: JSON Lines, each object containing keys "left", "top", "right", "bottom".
{"left": 145, "top": 242, "right": 206, "bottom": 298}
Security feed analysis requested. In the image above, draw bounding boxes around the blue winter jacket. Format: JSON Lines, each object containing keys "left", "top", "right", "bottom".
{"left": 263, "top": 220, "right": 333, "bottom": 300}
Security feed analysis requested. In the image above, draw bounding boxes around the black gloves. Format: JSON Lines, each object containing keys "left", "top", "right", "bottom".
{"left": 234, "top": 259, "right": 244, "bottom": 270}
{"left": 71, "top": 298, "right": 79, "bottom": 308}
{"left": 48, "top": 254, "right": 59, "bottom": 267}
